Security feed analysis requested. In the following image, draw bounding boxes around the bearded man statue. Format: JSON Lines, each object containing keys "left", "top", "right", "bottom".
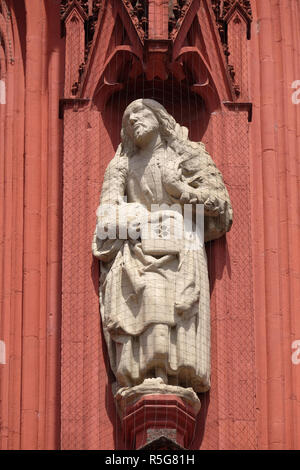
{"left": 92, "top": 99, "right": 232, "bottom": 410}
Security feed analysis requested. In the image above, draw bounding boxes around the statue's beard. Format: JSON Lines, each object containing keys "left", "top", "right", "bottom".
{"left": 133, "top": 124, "right": 158, "bottom": 148}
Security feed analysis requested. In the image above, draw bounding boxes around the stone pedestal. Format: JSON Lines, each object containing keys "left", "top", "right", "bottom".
{"left": 115, "top": 379, "right": 201, "bottom": 450}
{"left": 122, "top": 394, "right": 198, "bottom": 449}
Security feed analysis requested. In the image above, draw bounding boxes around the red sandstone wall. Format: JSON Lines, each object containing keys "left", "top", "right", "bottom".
{"left": 0, "top": 0, "right": 64, "bottom": 450}
{"left": 250, "top": 0, "right": 300, "bottom": 450}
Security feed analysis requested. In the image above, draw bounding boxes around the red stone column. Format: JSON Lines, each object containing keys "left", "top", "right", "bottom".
{"left": 44, "top": 0, "right": 64, "bottom": 449}
{"left": 250, "top": 0, "right": 300, "bottom": 450}
{"left": 0, "top": 0, "right": 25, "bottom": 450}
{"left": 20, "top": 0, "right": 48, "bottom": 449}
{"left": 0, "top": 0, "right": 63, "bottom": 450}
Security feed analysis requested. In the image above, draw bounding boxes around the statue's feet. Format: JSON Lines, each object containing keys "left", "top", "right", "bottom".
{"left": 142, "top": 377, "right": 164, "bottom": 386}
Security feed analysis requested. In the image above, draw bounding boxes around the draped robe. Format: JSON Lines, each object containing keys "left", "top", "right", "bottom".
{"left": 92, "top": 141, "right": 232, "bottom": 393}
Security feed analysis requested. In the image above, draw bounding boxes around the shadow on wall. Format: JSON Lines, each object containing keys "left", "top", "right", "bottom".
{"left": 207, "top": 237, "right": 231, "bottom": 295}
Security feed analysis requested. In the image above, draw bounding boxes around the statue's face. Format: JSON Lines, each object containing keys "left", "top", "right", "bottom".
{"left": 123, "top": 102, "right": 160, "bottom": 148}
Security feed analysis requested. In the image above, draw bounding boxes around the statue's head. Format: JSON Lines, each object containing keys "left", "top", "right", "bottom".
{"left": 121, "top": 99, "right": 181, "bottom": 155}
{"left": 122, "top": 99, "right": 160, "bottom": 148}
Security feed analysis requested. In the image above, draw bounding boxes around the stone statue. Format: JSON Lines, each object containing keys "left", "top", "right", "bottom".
{"left": 92, "top": 99, "right": 232, "bottom": 412}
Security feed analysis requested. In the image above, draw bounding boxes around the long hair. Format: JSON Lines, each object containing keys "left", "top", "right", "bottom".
{"left": 120, "top": 98, "right": 203, "bottom": 162}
